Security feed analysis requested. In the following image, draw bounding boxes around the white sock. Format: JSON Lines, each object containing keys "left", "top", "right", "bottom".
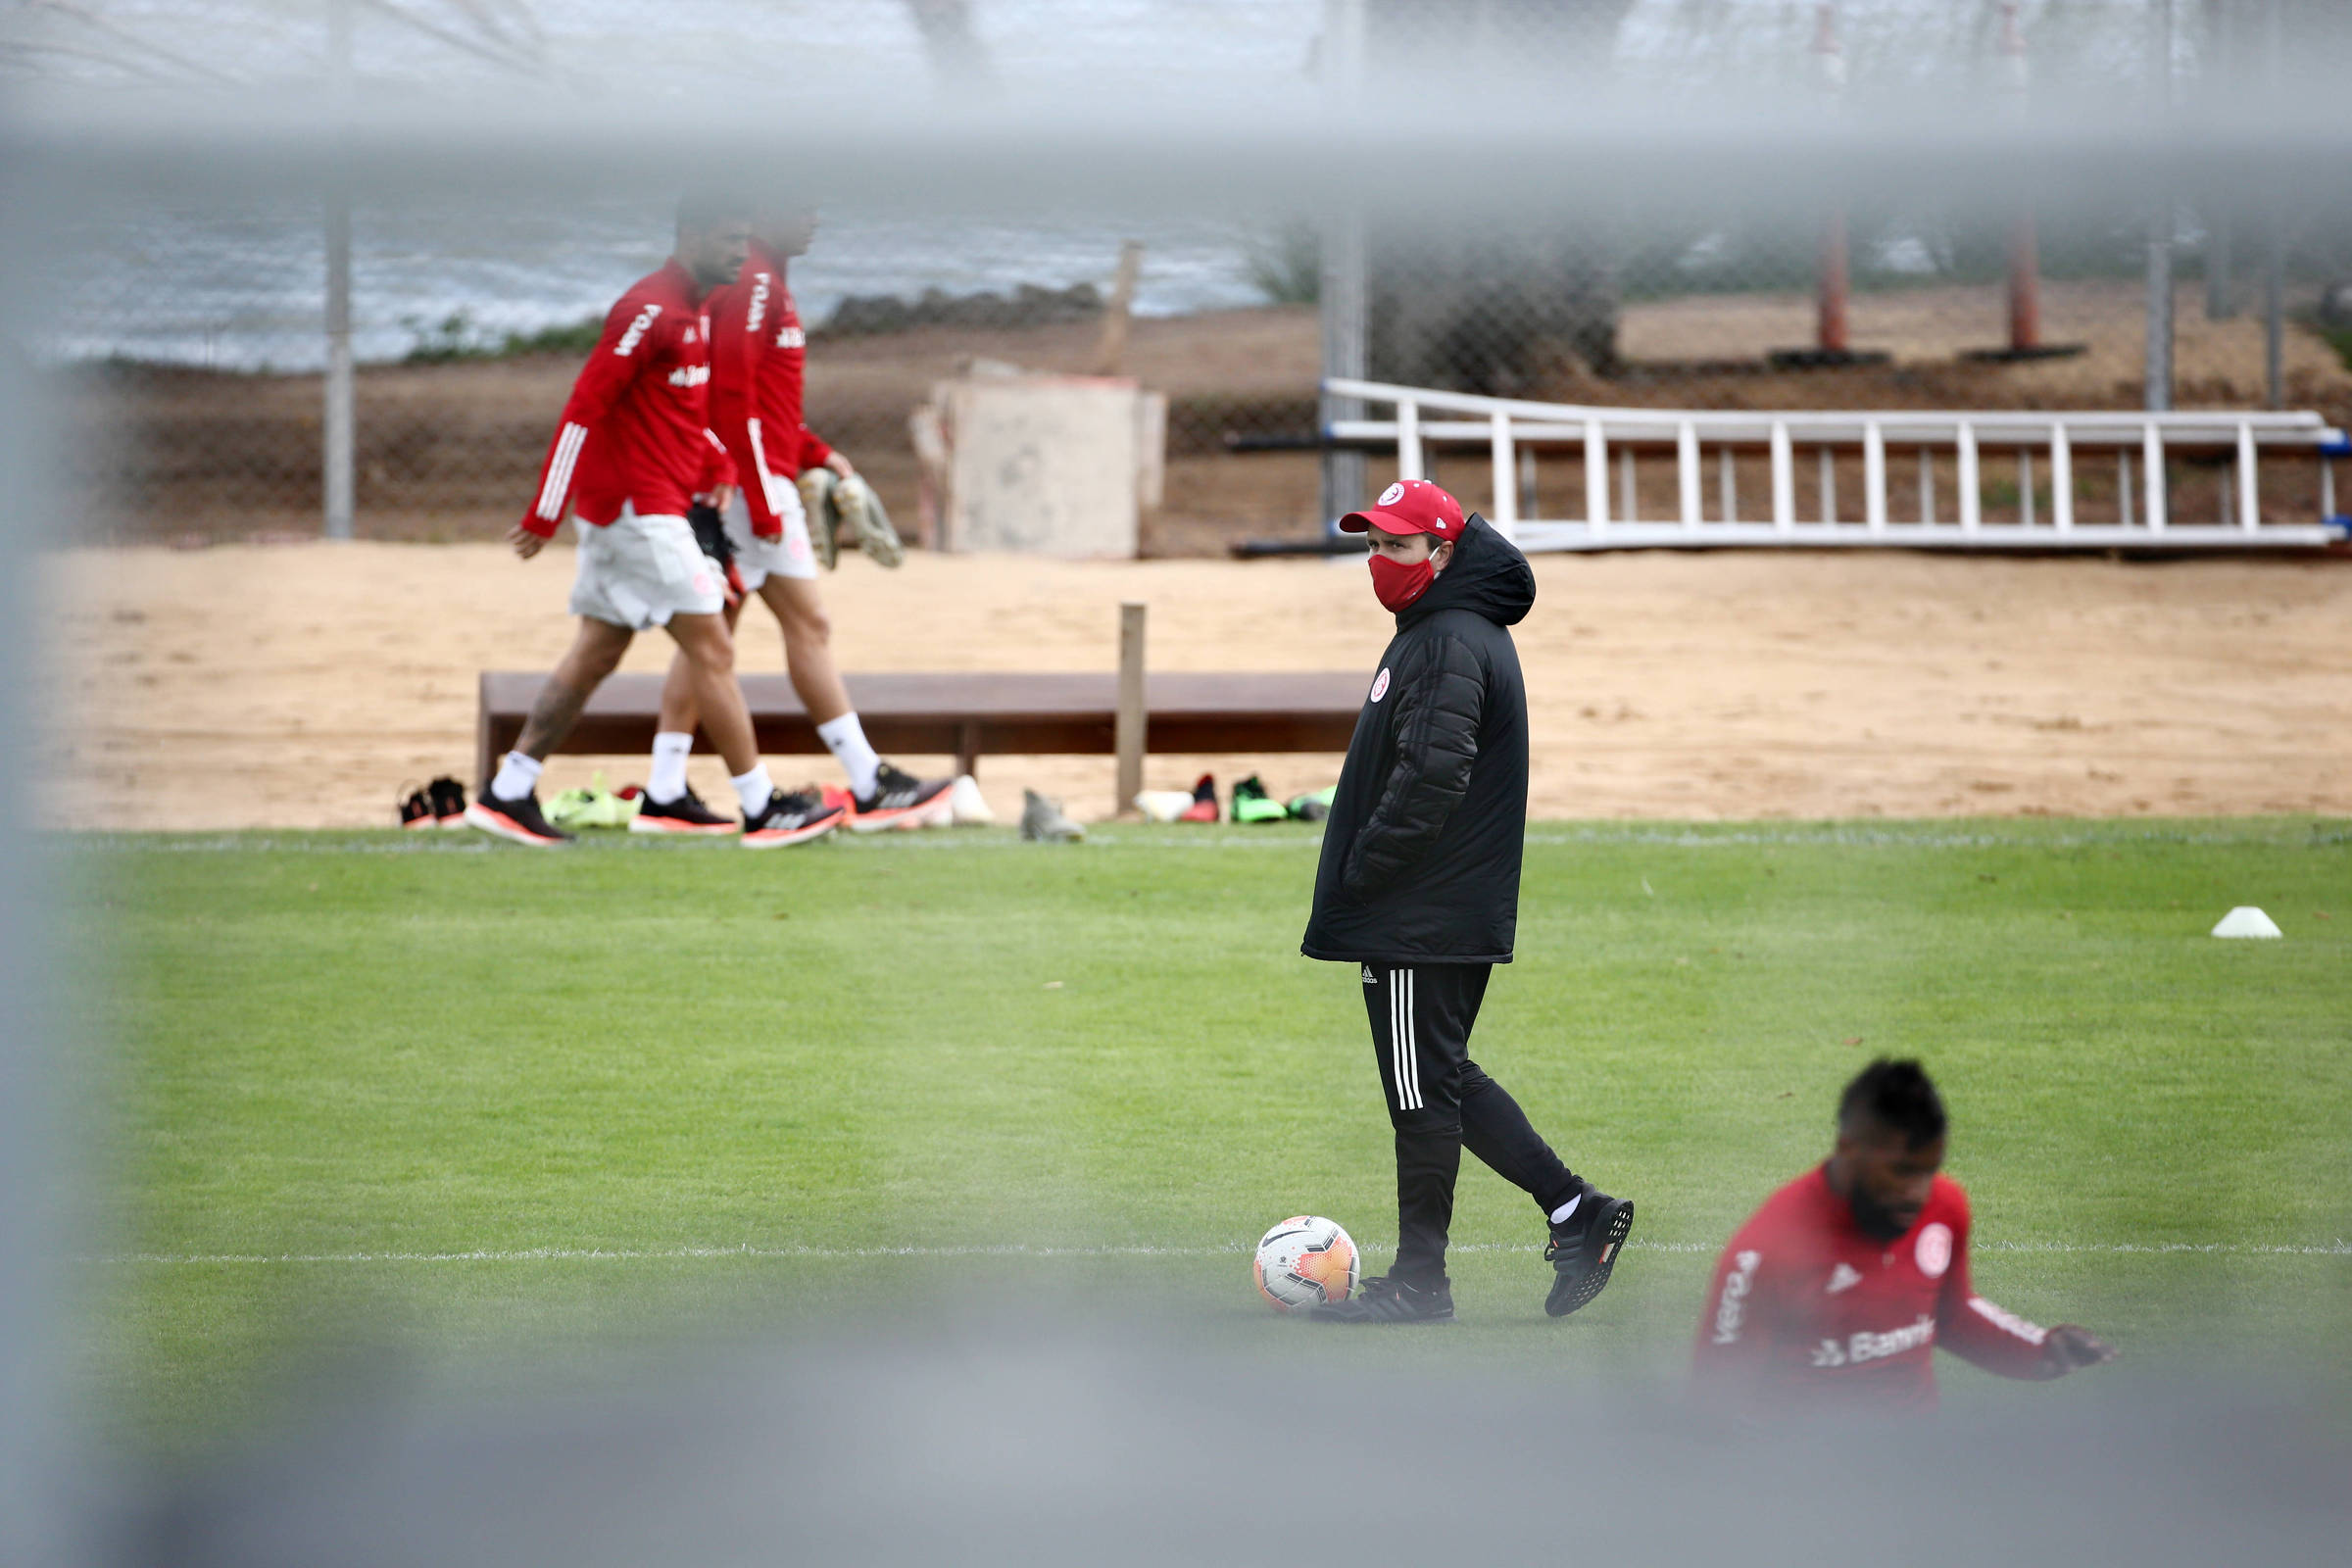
{"left": 1548, "top": 1194, "right": 1582, "bottom": 1226}
{"left": 648, "top": 731, "right": 694, "bottom": 805}
{"left": 491, "top": 751, "right": 543, "bottom": 801}
{"left": 731, "top": 762, "right": 774, "bottom": 818}
{"left": 816, "top": 712, "right": 882, "bottom": 798}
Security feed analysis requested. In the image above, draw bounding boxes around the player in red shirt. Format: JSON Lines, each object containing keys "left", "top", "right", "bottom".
{"left": 466, "top": 193, "right": 844, "bottom": 850}
{"left": 633, "top": 204, "right": 953, "bottom": 835}
{"left": 1693, "top": 1058, "right": 2114, "bottom": 1415}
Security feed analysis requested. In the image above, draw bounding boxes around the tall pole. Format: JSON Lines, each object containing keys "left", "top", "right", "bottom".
{"left": 2143, "top": 0, "right": 2174, "bottom": 413}
{"left": 1319, "top": 0, "right": 1368, "bottom": 531}
{"left": 1998, "top": 4, "right": 2042, "bottom": 352}
{"left": 323, "top": 0, "right": 355, "bottom": 540}
{"left": 2261, "top": 0, "right": 2285, "bottom": 409}
{"left": 2204, "top": 0, "right": 2236, "bottom": 320}
{"left": 1811, "top": 4, "right": 1849, "bottom": 357}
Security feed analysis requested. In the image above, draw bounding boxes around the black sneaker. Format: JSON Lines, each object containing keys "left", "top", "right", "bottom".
{"left": 629, "top": 788, "right": 737, "bottom": 836}
{"left": 742, "top": 788, "right": 845, "bottom": 849}
{"left": 464, "top": 787, "right": 573, "bottom": 848}
{"left": 1544, "top": 1183, "right": 1635, "bottom": 1318}
{"left": 427, "top": 775, "right": 467, "bottom": 827}
{"left": 398, "top": 782, "right": 434, "bottom": 830}
{"left": 1310, "top": 1274, "right": 1454, "bottom": 1324}
{"left": 848, "top": 761, "right": 954, "bottom": 834}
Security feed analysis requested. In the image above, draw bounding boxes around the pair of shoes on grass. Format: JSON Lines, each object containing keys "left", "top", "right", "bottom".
{"left": 397, "top": 776, "right": 466, "bottom": 830}
{"left": 1132, "top": 775, "right": 1334, "bottom": 825}
{"left": 547, "top": 771, "right": 640, "bottom": 832}
{"left": 1229, "top": 776, "right": 1338, "bottom": 824}
{"left": 1021, "top": 789, "right": 1084, "bottom": 842}
{"left": 1311, "top": 1183, "right": 1634, "bottom": 1324}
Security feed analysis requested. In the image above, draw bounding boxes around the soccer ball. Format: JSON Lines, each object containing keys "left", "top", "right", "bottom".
{"left": 1253, "top": 1215, "right": 1358, "bottom": 1312}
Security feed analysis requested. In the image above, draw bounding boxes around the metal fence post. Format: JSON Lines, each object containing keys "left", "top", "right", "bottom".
{"left": 324, "top": 194, "right": 354, "bottom": 540}
{"left": 323, "top": 0, "right": 355, "bottom": 540}
{"left": 2142, "top": 0, "right": 2174, "bottom": 414}
{"left": 2261, "top": 0, "right": 2286, "bottom": 410}
{"left": 1318, "top": 0, "right": 1367, "bottom": 532}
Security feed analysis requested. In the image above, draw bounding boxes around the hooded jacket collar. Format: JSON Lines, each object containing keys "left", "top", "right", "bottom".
{"left": 1393, "top": 512, "right": 1536, "bottom": 630}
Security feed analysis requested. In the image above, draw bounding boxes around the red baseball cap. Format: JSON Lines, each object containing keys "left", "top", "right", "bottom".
{"left": 1340, "top": 478, "right": 1466, "bottom": 541}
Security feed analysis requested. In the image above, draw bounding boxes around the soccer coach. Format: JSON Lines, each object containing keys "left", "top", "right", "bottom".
{"left": 1302, "top": 479, "right": 1634, "bottom": 1324}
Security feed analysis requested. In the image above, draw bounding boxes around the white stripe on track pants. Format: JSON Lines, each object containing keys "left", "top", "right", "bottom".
{"left": 1354, "top": 961, "right": 1580, "bottom": 1286}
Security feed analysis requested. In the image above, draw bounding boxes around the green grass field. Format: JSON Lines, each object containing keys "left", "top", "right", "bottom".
{"left": 74, "top": 818, "right": 2351, "bottom": 1451}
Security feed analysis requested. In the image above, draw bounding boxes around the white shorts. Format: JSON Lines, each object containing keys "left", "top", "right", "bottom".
{"left": 567, "top": 505, "right": 726, "bottom": 631}
{"left": 725, "top": 484, "right": 818, "bottom": 590}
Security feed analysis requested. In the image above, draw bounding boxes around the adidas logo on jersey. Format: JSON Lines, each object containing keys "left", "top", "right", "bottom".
{"left": 1826, "top": 1262, "right": 1863, "bottom": 1295}
{"left": 668, "top": 364, "right": 710, "bottom": 388}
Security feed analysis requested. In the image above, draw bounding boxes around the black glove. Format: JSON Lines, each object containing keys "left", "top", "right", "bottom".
{"left": 686, "top": 502, "right": 744, "bottom": 605}
{"left": 686, "top": 502, "right": 734, "bottom": 570}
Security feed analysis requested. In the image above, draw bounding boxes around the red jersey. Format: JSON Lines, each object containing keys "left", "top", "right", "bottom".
{"left": 522, "top": 259, "right": 730, "bottom": 537}
{"left": 1692, "top": 1167, "right": 2056, "bottom": 1414}
{"left": 705, "top": 239, "right": 834, "bottom": 539}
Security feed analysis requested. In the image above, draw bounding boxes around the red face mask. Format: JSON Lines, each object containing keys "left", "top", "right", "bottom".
{"left": 1369, "top": 551, "right": 1437, "bottom": 611}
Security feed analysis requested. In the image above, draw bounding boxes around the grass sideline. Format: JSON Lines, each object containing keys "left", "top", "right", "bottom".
{"left": 73, "top": 818, "right": 2351, "bottom": 1451}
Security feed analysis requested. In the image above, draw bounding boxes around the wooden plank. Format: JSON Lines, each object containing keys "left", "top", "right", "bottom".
{"left": 1114, "top": 603, "right": 1147, "bottom": 814}
{"left": 478, "top": 670, "right": 1368, "bottom": 774}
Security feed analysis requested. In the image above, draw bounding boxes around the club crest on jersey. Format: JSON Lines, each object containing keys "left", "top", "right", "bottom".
{"left": 1378, "top": 481, "right": 1405, "bottom": 506}
{"left": 1369, "top": 667, "right": 1391, "bottom": 703}
{"left": 1914, "top": 1222, "right": 1952, "bottom": 1279}
{"left": 774, "top": 325, "right": 806, "bottom": 349}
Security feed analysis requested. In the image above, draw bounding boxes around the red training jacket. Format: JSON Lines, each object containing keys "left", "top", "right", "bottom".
{"left": 521, "top": 259, "right": 730, "bottom": 537}
{"left": 1692, "top": 1167, "right": 2057, "bottom": 1414}
{"left": 705, "top": 239, "right": 834, "bottom": 539}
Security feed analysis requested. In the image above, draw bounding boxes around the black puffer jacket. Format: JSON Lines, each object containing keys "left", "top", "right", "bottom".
{"left": 1301, "top": 514, "right": 1536, "bottom": 965}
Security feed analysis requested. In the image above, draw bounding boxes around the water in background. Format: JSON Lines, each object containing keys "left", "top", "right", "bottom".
{"left": 23, "top": 0, "right": 2180, "bottom": 369}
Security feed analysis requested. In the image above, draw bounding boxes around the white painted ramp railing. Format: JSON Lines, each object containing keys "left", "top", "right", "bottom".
{"left": 1324, "top": 377, "right": 2351, "bottom": 552}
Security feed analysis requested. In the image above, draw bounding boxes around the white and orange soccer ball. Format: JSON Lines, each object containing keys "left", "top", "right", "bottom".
{"left": 1252, "top": 1215, "right": 1358, "bottom": 1312}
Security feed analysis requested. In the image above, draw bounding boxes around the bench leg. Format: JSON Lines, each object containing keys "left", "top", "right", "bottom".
{"left": 956, "top": 721, "right": 981, "bottom": 781}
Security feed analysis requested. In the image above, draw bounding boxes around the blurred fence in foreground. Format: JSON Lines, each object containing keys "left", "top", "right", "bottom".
{"left": 22, "top": 0, "right": 2352, "bottom": 553}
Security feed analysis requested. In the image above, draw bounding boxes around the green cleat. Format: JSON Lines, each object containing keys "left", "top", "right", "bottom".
{"left": 1286, "top": 784, "right": 1338, "bottom": 821}
{"left": 1231, "top": 775, "right": 1288, "bottom": 823}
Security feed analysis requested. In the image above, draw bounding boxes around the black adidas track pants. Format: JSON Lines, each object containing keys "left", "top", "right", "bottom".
{"left": 1358, "top": 962, "right": 1580, "bottom": 1288}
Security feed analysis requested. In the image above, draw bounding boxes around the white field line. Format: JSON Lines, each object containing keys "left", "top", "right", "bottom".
{"left": 72, "top": 821, "right": 2348, "bottom": 856}
{"left": 96, "top": 1238, "right": 2352, "bottom": 1267}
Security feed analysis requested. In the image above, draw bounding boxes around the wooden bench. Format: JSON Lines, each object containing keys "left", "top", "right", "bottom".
{"left": 476, "top": 670, "right": 1369, "bottom": 792}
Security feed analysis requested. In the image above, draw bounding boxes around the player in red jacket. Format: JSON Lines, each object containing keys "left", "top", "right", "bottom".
{"left": 1693, "top": 1058, "right": 2113, "bottom": 1415}
{"left": 633, "top": 205, "right": 953, "bottom": 836}
{"left": 466, "top": 193, "right": 844, "bottom": 850}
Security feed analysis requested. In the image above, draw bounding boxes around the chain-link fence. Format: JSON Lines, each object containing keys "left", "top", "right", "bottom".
{"left": 24, "top": 0, "right": 2352, "bottom": 553}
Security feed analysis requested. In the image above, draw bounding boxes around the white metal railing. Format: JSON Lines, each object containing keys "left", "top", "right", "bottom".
{"left": 1325, "top": 377, "right": 2352, "bottom": 552}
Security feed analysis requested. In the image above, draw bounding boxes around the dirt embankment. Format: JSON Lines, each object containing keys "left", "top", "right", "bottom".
{"left": 41, "top": 543, "right": 2350, "bottom": 831}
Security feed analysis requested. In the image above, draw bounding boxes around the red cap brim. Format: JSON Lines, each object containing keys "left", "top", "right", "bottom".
{"left": 1338, "top": 509, "right": 1433, "bottom": 536}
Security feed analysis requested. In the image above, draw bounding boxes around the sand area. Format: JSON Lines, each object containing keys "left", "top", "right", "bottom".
{"left": 41, "top": 541, "right": 2350, "bottom": 831}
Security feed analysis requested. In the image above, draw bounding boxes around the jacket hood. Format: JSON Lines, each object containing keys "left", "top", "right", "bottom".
{"left": 1396, "top": 512, "right": 1536, "bottom": 629}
